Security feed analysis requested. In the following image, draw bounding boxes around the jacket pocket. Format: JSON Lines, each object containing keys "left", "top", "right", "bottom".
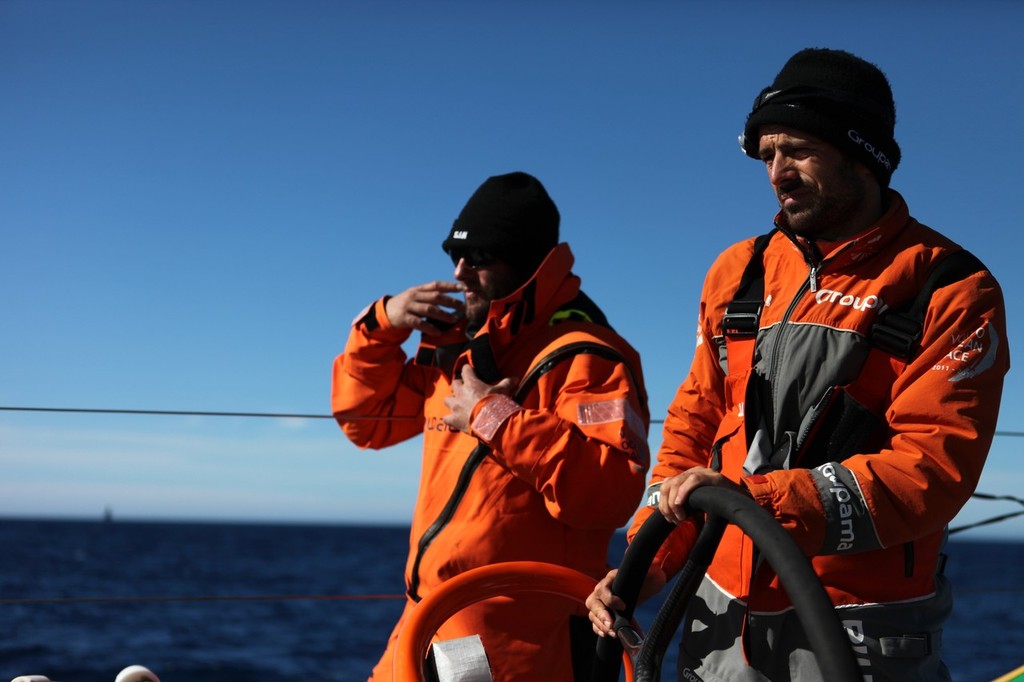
{"left": 791, "top": 385, "right": 887, "bottom": 469}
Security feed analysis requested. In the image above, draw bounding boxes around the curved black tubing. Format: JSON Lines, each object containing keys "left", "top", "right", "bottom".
{"left": 630, "top": 512, "right": 728, "bottom": 680}
{"left": 592, "top": 486, "right": 862, "bottom": 682}
{"left": 591, "top": 511, "right": 725, "bottom": 682}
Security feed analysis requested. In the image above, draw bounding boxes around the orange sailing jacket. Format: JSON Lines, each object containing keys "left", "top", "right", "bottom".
{"left": 332, "top": 243, "right": 649, "bottom": 681}
{"left": 631, "top": 191, "right": 1009, "bottom": 678}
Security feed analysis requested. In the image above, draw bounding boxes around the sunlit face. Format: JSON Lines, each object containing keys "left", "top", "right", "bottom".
{"left": 758, "top": 125, "right": 877, "bottom": 241}
{"left": 449, "top": 252, "right": 527, "bottom": 331}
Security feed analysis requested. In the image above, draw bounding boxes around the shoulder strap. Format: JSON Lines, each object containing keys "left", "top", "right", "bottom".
{"left": 721, "top": 230, "right": 776, "bottom": 384}
{"left": 407, "top": 339, "right": 640, "bottom": 602}
{"left": 722, "top": 230, "right": 777, "bottom": 338}
{"left": 719, "top": 240, "right": 987, "bottom": 425}
{"left": 518, "top": 340, "right": 645, "bottom": 409}
{"left": 870, "top": 249, "right": 986, "bottom": 360}
{"left": 723, "top": 233, "right": 986, "bottom": 362}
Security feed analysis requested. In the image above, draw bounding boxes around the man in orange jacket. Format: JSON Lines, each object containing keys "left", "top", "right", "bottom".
{"left": 587, "top": 48, "right": 1009, "bottom": 681}
{"left": 332, "top": 171, "right": 650, "bottom": 681}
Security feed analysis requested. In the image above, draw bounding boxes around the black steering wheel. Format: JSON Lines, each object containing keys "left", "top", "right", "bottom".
{"left": 590, "top": 486, "right": 862, "bottom": 682}
{"left": 393, "top": 486, "right": 862, "bottom": 681}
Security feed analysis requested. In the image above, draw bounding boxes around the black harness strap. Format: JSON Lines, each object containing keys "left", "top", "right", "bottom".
{"left": 723, "top": 233, "right": 985, "bottom": 364}
{"left": 722, "top": 230, "right": 776, "bottom": 338}
{"left": 870, "top": 249, "right": 986, "bottom": 360}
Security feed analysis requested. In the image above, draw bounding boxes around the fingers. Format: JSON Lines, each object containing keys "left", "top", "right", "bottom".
{"left": 385, "top": 281, "right": 466, "bottom": 331}
{"left": 658, "top": 473, "right": 697, "bottom": 525}
{"left": 457, "top": 365, "right": 518, "bottom": 397}
{"left": 586, "top": 570, "right": 622, "bottom": 637}
{"left": 586, "top": 565, "right": 670, "bottom": 637}
{"left": 443, "top": 366, "right": 519, "bottom": 434}
{"left": 656, "top": 468, "right": 739, "bottom": 524}
{"left": 441, "top": 377, "right": 469, "bottom": 433}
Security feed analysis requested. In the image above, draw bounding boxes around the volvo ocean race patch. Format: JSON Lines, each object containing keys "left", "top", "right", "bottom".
{"left": 932, "top": 320, "right": 1001, "bottom": 382}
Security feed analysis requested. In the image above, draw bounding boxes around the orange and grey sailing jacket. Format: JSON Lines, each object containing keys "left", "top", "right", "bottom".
{"left": 332, "top": 243, "right": 649, "bottom": 682}
{"left": 632, "top": 191, "right": 1009, "bottom": 681}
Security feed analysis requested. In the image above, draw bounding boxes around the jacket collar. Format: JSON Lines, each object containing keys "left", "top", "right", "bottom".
{"left": 480, "top": 243, "right": 578, "bottom": 345}
{"left": 775, "top": 189, "right": 911, "bottom": 268}
{"left": 462, "top": 243, "right": 578, "bottom": 382}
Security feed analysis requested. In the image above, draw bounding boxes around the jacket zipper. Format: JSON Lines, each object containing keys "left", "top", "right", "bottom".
{"left": 407, "top": 442, "right": 491, "bottom": 602}
{"left": 765, "top": 235, "right": 855, "bottom": 423}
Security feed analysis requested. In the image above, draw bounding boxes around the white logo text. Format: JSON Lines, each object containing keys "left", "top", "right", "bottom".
{"left": 848, "top": 129, "right": 892, "bottom": 171}
{"left": 814, "top": 289, "right": 879, "bottom": 311}
{"left": 818, "top": 463, "right": 855, "bottom": 551}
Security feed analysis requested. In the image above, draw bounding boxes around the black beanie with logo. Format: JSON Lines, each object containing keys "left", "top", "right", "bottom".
{"left": 740, "top": 48, "right": 901, "bottom": 186}
{"left": 442, "top": 172, "right": 560, "bottom": 274}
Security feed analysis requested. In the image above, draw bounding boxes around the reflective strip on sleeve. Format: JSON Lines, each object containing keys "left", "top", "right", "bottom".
{"left": 577, "top": 397, "right": 647, "bottom": 443}
{"left": 471, "top": 395, "right": 523, "bottom": 442}
{"left": 577, "top": 397, "right": 628, "bottom": 426}
{"left": 578, "top": 398, "right": 649, "bottom": 467}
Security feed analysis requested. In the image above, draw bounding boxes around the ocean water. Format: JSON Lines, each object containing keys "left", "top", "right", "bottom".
{"left": 1, "top": 519, "right": 1021, "bottom": 682}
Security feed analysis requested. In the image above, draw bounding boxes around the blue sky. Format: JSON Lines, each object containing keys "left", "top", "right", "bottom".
{"left": 3, "top": 1, "right": 1023, "bottom": 538}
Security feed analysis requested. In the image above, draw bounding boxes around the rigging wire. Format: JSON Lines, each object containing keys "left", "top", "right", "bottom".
{"left": 949, "top": 492, "right": 1024, "bottom": 535}
{"left": 2, "top": 406, "right": 1024, "bottom": 435}
{"left": 0, "top": 405, "right": 338, "bottom": 419}
{"left": 2, "top": 404, "right": 1021, "bottom": 609}
{"left": 3, "top": 405, "right": 1022, "bottom": 533}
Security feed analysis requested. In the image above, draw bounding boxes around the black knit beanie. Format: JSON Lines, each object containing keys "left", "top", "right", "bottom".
{"left": 740, "top": 48, "right": 901, "bottom": 186}
{"left": 442, "top": 172, "right": 560, "bottom": 273}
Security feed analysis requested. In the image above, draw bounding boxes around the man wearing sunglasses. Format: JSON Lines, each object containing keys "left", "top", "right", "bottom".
{"left": 332, "top": 171, "right": 650, "bottom": 681}
{"left": 586, "top": 48, "right": 1009, "bottom": 681}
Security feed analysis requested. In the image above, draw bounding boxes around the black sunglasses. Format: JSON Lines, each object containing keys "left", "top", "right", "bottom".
{"left": 448, "top": 248, "right": 497, "bottom": 269}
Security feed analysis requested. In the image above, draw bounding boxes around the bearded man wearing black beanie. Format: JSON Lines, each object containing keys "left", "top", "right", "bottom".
{"left": 589, "top": 48, "right": 1009, "bottom": 682}
{"left": 332, "top": 171, "right": 650, "bottom": 681}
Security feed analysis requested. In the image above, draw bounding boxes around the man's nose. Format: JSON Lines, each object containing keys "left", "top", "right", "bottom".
{"left": 453, "top": 257, "right": 473, "bottom": 279}
{"left": 767, "top": 152, "right": 795, "bottom": 186}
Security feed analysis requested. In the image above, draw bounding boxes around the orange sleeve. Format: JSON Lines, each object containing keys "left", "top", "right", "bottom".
{"left": 330, "top": 297, "right": 432, "bottom": 449}
{"left": 472, "top": 349, "right": 651, "bottom": 531}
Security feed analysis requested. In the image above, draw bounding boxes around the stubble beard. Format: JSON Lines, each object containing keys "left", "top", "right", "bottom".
{"left": 465, "top": 298, "right": 489, "bottom": 334}
{"left": 780, "top": 163, "right": 869, "bottom": 242}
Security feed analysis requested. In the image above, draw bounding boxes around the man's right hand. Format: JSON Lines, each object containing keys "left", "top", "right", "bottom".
{"left": 585, "top": 566, "right": 667, "bottom": 637}
{"left": 384, "top": 281, "right": 466, "bottom": 335}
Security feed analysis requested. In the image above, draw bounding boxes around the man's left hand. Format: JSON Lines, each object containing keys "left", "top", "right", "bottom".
{"left": 657, "top": 467, "right": 749, "bottom": 525}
